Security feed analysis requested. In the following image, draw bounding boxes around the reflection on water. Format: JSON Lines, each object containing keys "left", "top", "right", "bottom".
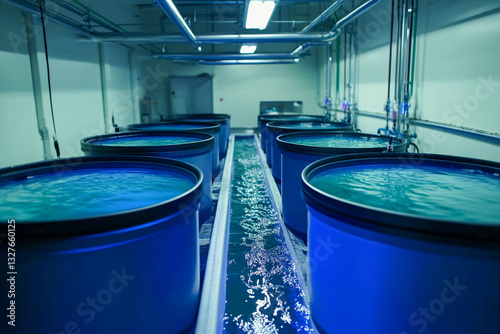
{"left": 310, "top": 164, "right": 500, "bottom": 223}
{"left": 0, "top": 168, "right": 193, "bottom": 221}
{"left": 93, "top": 136, "right": 197, "bottom": 146}
{"left": 286, "top": 134, "right": 391, "bottom": 149}
{"left": 224, "top": 138, "right": 312, "bottom": 333}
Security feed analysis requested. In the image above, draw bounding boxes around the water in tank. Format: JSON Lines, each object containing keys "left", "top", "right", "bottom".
{"left": 0, "top": 156, "right": 203, "bottom": 334}
{"left": 257, "top": 114, "right": 326, "bottom": 152}
{"left": 277, "top": 131, "right": 405, "bottom": 240}
{"left": 169, "top": 113, "right": 231, "bottom": 158}
{"left": 266, "top": 121, "right": 353, "bottom": 175}
{"left": 302, "top": 153, "right": 500, "bottom": 334}
{"left": 81, "top": 131, "right": 214, "bottom": 222}
{"left": 126, "top": 121, "right": 221, "bottom": 178}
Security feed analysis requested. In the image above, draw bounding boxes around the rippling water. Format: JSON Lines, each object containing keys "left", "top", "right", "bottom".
{"left": 310, "top": 164, "right": 500, "bottom": 223}
{"left": 285, "top": 134, "right": 390, "bottom": 148}
{"left": 93, "top": 136, "right": 198, "bottom": 146}
{"left": 0, "top": 168, "right": 194, "bottom": 221}
{"left": 132, "top": 124, "right": 211, "bottom": 130}
{"left": 280, "top": 122, "right": 347, "bottom": 129}
{"left": 224, "top": 138, "right": 312, "bottom": 333}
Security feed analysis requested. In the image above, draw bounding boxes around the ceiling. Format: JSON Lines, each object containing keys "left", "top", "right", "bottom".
{"left": 5, "top": 0, "right": 380, "bottom": 58}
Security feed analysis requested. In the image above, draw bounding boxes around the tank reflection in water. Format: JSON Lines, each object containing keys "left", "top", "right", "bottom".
{"left": 224, "top": 138, "right": 312, "bottom": 333}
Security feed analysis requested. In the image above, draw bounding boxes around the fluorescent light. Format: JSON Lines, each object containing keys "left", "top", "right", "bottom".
{"left": 245, "top": 1, "right": 276, "bottom": 30}
{"left": 240, "top": 44, "right": 257, "bottom": 54}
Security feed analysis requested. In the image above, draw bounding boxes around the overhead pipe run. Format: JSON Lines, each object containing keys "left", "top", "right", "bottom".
{"left": 94, "top": 32, "right": 334, "bottom": 44}
{"left": 154, "top": 41, "right": 328, "bottom": 62}
{"left": 3, "top": 0, "right": 93, "bottom": 37}
{"left": 95, "top": 0, "right": 382, "bottom": 45}
{"left": 300, "top": 0, "right": 348, "bottom": 33}
{"left": 155, "top": 0, "right": 201, "bottom": 51}
{"left": 290, "top": 41, "right": 330, "bottom": 57}
{"left": 154, "top": 53, "right": 297, "bottom": 60}
{"left": 197, "top": 59, "right": 301, "bottom": 65}
{"left": 333, "top": 0, "right": 383, "bottom": 33}
{"left": 147, "top": 0, "right": 382, "bottom": 64}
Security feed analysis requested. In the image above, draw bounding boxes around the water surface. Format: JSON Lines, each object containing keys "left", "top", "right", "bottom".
{"left": 224, "top": 138, "right": 312, "bottom": 333}
{"left": 0, "top": 168, "right": 194, "bottom": 221}
{"left": 310, "top": 164, "right": 500, "bottom": 223}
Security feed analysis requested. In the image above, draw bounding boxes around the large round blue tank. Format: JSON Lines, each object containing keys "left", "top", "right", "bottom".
{"left": 169, "top": 113, "right": 230, "bottom": 158}
{"left": 266, "top": 121, "right": 353, "bottom": 176}
{"left": 257, "top": 114, "right": 326, "bottom": 152}
{"left": 302, "top": 153, "right": 500, "bottom": 334}
{"left": 81, "top": 131, "right": 213, "bottom": 222}
{"left": 278, "top": 132, "right": 405, "bottom": 240}
{"left": 0, "top": 156, "right": 203, "bottom": 334}
{"left": 126, "top": 121, "right": 221, "bottom": 179}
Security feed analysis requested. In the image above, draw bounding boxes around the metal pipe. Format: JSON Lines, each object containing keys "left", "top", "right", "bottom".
{"left": 325, "top": 44, "right": 333, "bottom": 111}
{"left": 196, "top": 59, "right": 301, "bottom": 65}
{"left": 155, "top": 0, "right": 201, "bottom": 51}
{"left": 154, "top": 53, "right": 296, "bottom": 60}
{"left": 333, "top": 0, "right": 383, "bottom": 32}
{"left": 387, "top": 0, "right": 395, "bottom": 101}
{"left": 24, "top": 12, "right": 53, "bottom": 160}
{"left": 94, "top": 0, "right": 380, "bottom": 45}
{"left": 300, "top": 0, "right": 348, "bottom": 33}
{"left": 94, "top": 32, "right": 333, "bottom": 44}
{"left": 411, "top": 120, "right": 500, "bottom": 146}
{"left": 396, "top": 0, "right": 408, "bottom": 136}
{"left": 3, "top": 0, "right": 93, "bottom": 36}
{"left": 98, "top": 43, "right": 111, "bottom": 133}
{"left": 290, "top": 42, "right": 328, "bottom": 57}
{"left": 52, "top": 0, "right": 123, "bottom": 33}
{"left": 51, "top": 0, "right": 156, "bottom": 54}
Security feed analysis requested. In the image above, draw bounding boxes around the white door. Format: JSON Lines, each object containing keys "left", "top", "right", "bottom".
{"left": 170, "top": 75, "right": 213, "bottom": 115}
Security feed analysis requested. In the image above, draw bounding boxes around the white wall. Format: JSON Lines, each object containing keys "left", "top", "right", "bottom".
{"left": 213, "top": 53, "right": 322, "bottom": 128}
{"left": 351, "top": 0, "right": 500, "bottom": 162}
{"left": 142, "top": 49, "right": 324, "bottom": 128}
{"left": 0, "top": 5, "right": 46, "bottom": 167}
{"left": 0, "top": 2, "right": 141, "bottom": 168}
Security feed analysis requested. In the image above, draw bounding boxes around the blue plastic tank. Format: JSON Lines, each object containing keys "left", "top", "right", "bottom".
{"left": 302, "top": 153, "right": 500, "bottom": 334}
{"left": 266, "top": 121, "right": 353, "bottom": 176}
{"left": 169, "top": 113, "right": 230, "bottom": 158}
{"left": 278, "top": 132, "right": 405, "bottom": 240}
{"left": 81, "top": 131, "right": 213, "bottom": 222}
{"left": 0, "top": 156, "right": 203, "bottom": 334}
{"left": 126, "top": 121, "right": 221, "bottom": 178}
{"left": 257, "top": 114, "right": 326, "bottom": 152}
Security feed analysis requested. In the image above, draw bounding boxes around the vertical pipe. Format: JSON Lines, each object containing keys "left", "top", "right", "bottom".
{"left": 387, "top": 0, "right": 395, "bottom": 101}
{"left": 409, "top": 0, "right": 418, "bottom": 99}
{"left": 24, "top": 12, "right": 53, "bottom": 160}
{"left": 352, "top": 24, "right": 358, "bottom": 127}
{"left": 98, "top": 43, "right": 111, "bottom": 133}
{"left": 301, "top": 0, "right": 348, "bottom": 33}
{"left": 385, "top": 0, "right": 395, "bottom": 131}
{"left": 396, "top": 0, "right": 407, "bottom": 135}
{"left": 335, "top": 35, "right": 341, "bottom": 112}
{"left": 393, "top": 0, "right": 401, "bottom": 102}
{"left": 325, "top": 44, "right": 333, "bottom": 119}
{"left": 343, "top": 30, "right": 347, "bottom": 100}
{"left": 405, "top": 0, "right": 415, "bottom": 138}
{"left": 128, "top": 49, "right": 139, "bottom": 125}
